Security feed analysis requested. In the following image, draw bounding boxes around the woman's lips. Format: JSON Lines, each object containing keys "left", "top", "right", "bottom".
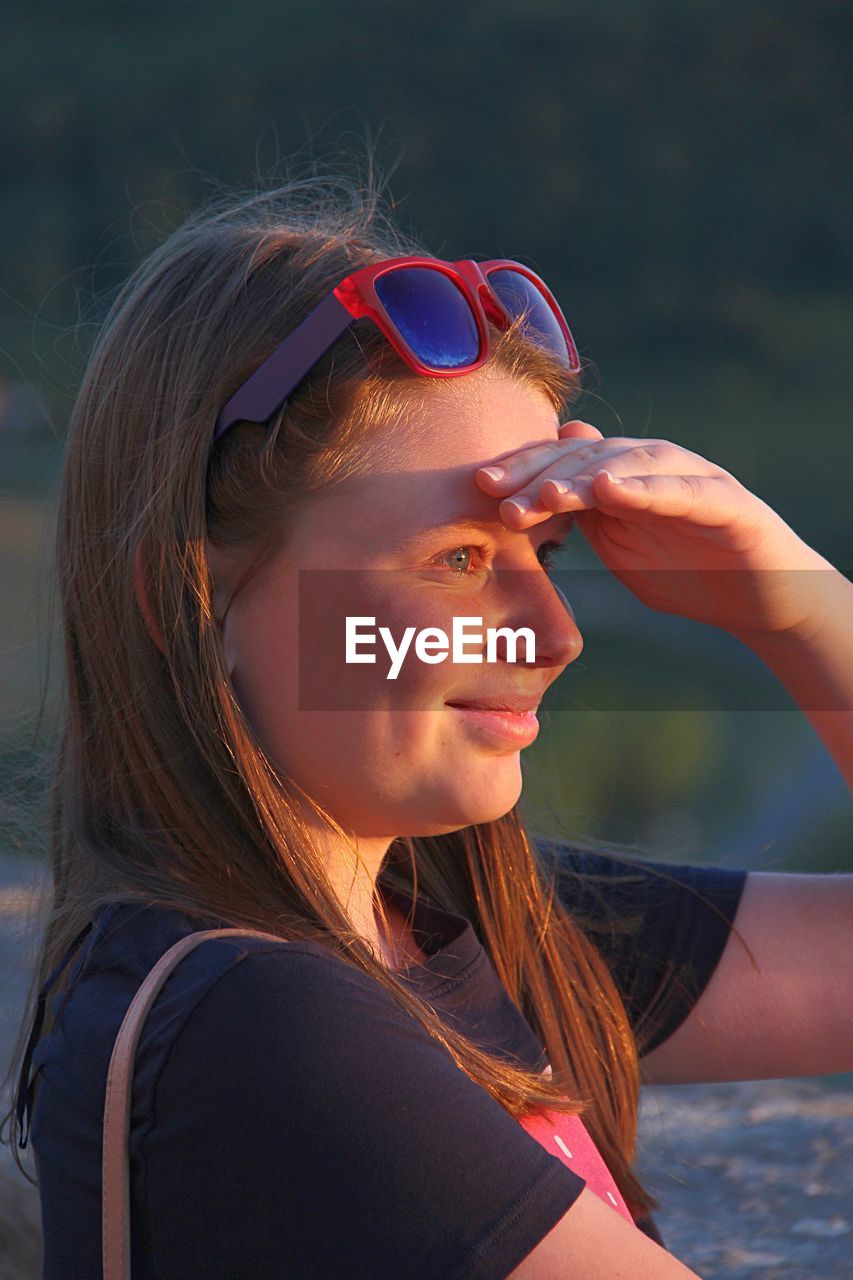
{"left": 445, "top": 700, "right": 541, "bottom": 747}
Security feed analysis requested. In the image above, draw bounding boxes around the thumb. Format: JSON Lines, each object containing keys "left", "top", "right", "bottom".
{"left": 558, "top": 418, "right": 604, "bottom": 442}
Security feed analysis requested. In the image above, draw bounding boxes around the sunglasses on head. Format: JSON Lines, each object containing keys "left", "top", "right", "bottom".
{"left": 213, "top": 256, "right": 581, "bottom": 442}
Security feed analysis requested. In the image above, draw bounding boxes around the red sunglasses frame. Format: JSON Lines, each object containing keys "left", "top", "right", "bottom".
{"left": 213, "top": 255, "right": 581, "bottom": 442}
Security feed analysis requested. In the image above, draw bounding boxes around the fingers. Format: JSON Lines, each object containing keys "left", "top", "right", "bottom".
{"left": 480, "top": 434, "right": 650, "bottom": 525}
{"left": 588, "top": 472, "right": 742, "bottom": 527}
{"left": 476, "top": 439, "right": 582, "bottom": 490}
{"left": 500, "top": 470, "right": 741, "bottom": 530}
{"left": 476, "top": 432, "right": 679, "bottom": 498}
{"left": 477, "top": 432, "right": 729, "bottom": 525}
{"left": 475, "top": 423, "right": 606, "bottom": 495}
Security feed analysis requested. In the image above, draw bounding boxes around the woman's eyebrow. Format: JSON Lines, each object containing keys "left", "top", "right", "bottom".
{"left": 404, "top": 512, "right": 576, "bottom": 546}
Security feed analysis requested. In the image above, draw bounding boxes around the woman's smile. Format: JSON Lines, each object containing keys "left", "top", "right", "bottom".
{"left": 445, "top": 701, "right": 541, "bottom": 747}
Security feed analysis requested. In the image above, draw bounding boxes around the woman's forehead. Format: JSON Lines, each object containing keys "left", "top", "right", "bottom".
{"left": 358, "top": 370, "right": 560, "bottom": 475}
{"left": 284, "top": 372, "right": 563, "bottom": 555}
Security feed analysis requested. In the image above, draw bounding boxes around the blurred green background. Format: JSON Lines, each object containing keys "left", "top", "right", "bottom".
{"left": 1, "top": 0, "right": 850, "bottom": 872}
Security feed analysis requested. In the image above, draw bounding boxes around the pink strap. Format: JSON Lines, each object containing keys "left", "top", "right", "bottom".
{"left": 102, "top": 927, "right": 289, "bottom": 1280}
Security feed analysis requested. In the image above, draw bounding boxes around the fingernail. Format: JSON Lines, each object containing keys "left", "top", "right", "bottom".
{"left": 599, "top": 469, "right": 623, "bottom": 485}
{"left": 479, "top": 465, "right": 506, "bottom": 481}
{"left": 547, "top": 479, "right": 573, "bottom": 495}
{"left": 504, "top": 496, "right": 530, "bottom": 515}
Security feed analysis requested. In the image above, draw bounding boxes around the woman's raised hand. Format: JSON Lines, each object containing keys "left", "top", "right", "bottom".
{"left": 475, "top": 419, "right": 834, "bottom": 641}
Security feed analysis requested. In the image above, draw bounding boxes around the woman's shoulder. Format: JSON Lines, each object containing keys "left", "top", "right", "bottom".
{"left": 86, "top": 899, "right": 385, "bottom": 1024}
{"left": 32, "top": 901, "right": 406, "bottom": 1164}
{"left": 34, "top": 900, "right": 389, "bottom": 1099}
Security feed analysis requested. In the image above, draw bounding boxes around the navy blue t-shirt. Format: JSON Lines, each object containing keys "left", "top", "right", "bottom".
{"left": 24, "top": 843, "right": 749, "bottom": 1278}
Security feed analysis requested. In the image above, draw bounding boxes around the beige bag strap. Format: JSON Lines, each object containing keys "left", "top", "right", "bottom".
{"left": 102, "top": 927, "right": 290, "bottom": 1280}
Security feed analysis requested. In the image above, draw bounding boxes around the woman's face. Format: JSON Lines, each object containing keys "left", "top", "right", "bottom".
{"left": 210, "top": 368, "right": 583, "bottom": 840}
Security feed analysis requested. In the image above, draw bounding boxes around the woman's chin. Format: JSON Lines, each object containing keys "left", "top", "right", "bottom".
{"left": 436, "top": 760, "right": 523, "bottom": 828}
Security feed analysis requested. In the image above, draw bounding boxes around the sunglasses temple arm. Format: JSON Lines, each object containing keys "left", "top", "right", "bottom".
{"left": 213, "top": 293, "right": 355, "bottom": 442}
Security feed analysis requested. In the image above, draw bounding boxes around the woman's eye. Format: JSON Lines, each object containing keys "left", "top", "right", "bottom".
{"left": 538, "top": 539, "right": 564, "bottom": 572}
{"left": 434, "top": 545, "right": 482, "bottom": 574}
{"left": 432, "top": 539, "right": 566, "bottom": 576}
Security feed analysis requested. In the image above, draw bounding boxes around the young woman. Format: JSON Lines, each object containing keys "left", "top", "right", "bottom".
{"left": 2, "top": 174, "right": 851, "bottom": 1279}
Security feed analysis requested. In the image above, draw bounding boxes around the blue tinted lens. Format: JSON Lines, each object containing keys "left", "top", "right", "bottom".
{"left": 487, "top": 270, "right": 572, "bottom": 367}
{"left": 375, "top": 267, "right": 480, "bottom": 368}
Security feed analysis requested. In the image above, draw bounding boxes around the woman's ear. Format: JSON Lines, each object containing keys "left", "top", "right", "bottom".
{"left": 205, "top": 538, "right": 239, "bottom": 677}
{"left": 134, "top": 540, "right": 238, "bottom": 676}
{"left": 133, "top": 543, "right": 166, "bottom": 655}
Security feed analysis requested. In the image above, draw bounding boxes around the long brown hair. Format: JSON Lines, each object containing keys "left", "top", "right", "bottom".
{"left": 0, "top": 165, "right": 719, "bottom": 1224}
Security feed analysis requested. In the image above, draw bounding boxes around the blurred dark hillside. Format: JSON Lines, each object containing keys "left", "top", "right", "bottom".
{"left": 2, "top": 2, "right": 851, "bottom": 374}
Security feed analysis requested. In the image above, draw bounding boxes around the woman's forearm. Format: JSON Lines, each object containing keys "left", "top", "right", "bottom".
{"left": 728, "top": 564, "right": 853, "bottom": 793}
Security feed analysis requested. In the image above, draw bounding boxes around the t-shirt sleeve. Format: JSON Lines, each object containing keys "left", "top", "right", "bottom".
{"left": 535, "top": 838, "right": 749, "bottom": 1057}
{"left": 140, "top": 943, "right": 586, "bottom": 1280}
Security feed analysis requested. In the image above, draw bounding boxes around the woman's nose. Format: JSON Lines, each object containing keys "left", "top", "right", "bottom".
{"left": 488, "top": 570, "right": 583, "bottom": 669}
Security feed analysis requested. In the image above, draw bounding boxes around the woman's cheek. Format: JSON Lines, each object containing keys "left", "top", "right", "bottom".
{"left": 297, "top": 571, "right": 470, "bottom": 712}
